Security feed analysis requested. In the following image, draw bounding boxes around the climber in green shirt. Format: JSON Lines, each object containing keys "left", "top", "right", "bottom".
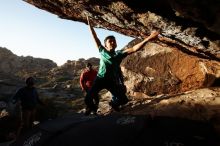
{"left": 85, "top": 16, "right": 159, "bottom": 115}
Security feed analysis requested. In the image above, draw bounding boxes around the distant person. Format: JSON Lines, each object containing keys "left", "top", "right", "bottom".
{"left": 12, "top": 77, "right": 44, "bottom": 136}
{"left": 80, "top": 63, "right": 98, "bottom": 114}
{"left": 80, "top": 63, "right": 98, "bottom": 93}
{"left": 84, "top": 16, "right": 159, "bottom": 115}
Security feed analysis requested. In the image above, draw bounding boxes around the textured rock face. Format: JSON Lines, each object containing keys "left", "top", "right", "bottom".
{"left": 122, "top": 40, "right": 220, "bottom": 95}
{"left": 24, "top": 0, "right": 220, "bottom": 60}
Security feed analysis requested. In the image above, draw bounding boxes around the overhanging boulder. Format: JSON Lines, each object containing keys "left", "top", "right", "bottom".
{"left": 24, "top": 0, "right": 220, "bottom": 60}
{"left": 22, "top": 0, "right": 220, "bottom": 95}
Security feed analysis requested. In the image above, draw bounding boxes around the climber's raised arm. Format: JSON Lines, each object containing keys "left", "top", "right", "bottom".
{"left": 123, "top": 31, "right": 159, "bottom": 54}
{"left": 87, "top": 16, "right": 102, "bottom": 49}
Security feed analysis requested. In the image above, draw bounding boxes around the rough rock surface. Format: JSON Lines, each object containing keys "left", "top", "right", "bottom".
{"left": 24, "top": 0, "right": 220, "bottom": 60}
{"left": 122, "top": 39, "right": 220, "bottom": 96}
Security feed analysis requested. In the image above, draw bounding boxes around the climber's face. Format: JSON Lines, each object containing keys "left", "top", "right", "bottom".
{"left": 105, "top": 38, "right": 117, "bottom": 52}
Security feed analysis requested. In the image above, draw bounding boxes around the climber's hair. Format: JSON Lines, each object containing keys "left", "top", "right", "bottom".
{"left": 104, "top": 35, "right": 115, "bottom": 45}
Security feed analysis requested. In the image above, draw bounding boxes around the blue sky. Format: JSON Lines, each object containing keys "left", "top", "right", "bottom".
{"left": 0, "top": 0, "right": 133, "bottom": 66}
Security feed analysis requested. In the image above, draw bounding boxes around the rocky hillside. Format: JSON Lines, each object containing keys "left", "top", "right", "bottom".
{"left": 0, "top": 47, "right": 99, "bottom": 100}
{"left": 0, "top": 47, "right": 57, "bottom": 76}
{"left": 0, "top": 47, "right": 57, "bottom": 100}
{"left": 27, "top": 58, "right": 99, "bottom": 90}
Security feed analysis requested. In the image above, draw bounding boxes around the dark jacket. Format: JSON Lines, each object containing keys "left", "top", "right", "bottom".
{"left": 13, "top": 86, "right": 42, "bottom": 110}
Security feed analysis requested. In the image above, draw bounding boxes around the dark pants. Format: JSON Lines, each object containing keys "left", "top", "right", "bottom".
{"left": 85, "top": 76, "right": 128, "bottom": 110}
{"left": 85, "top": 89, "right": 99, "bottom": 107}
{"left": 17, "top": 108, "right": 36, "bottom": 137}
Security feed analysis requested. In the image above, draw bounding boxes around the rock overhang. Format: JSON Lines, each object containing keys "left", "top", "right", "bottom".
{"left": 23, "top": 0, "right": 220, "bottom": 60}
